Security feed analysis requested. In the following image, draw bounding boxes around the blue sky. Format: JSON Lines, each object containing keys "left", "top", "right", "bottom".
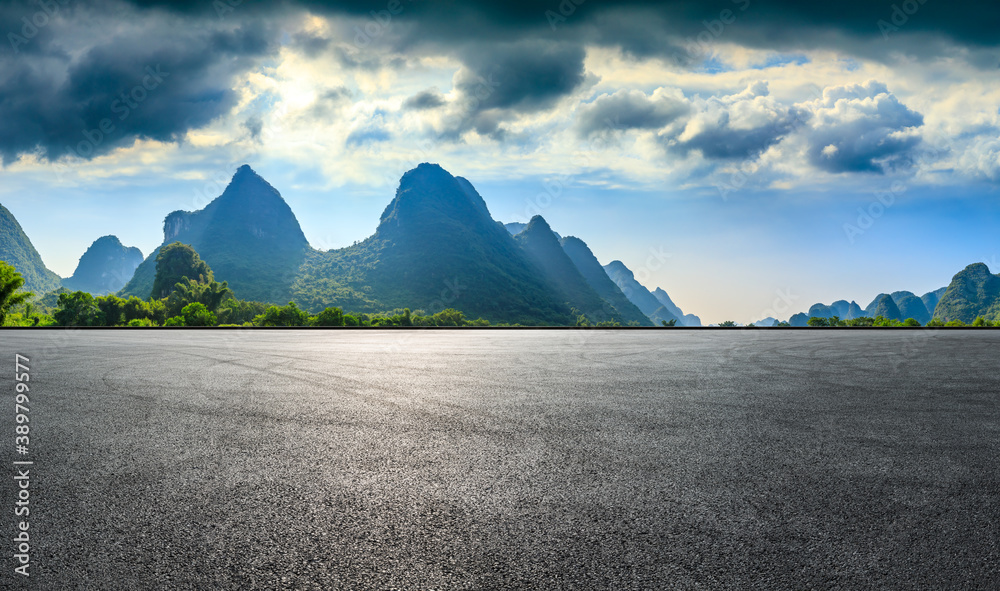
{"left": 1, "top": 0, "right": 999, "bottom": 323}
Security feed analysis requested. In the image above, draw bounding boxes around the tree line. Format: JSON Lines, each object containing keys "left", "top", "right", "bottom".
{"left": 0, "top": 244, "right": 495, "bottom": 327}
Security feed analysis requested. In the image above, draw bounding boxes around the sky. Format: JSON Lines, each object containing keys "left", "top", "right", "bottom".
{"left": 1, "top": 0, "right": 998, "bottom": 324}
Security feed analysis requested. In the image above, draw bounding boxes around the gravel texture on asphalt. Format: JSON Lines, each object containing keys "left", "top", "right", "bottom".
{"left": 1, "top": 329, "right": 998, "bottom": 589}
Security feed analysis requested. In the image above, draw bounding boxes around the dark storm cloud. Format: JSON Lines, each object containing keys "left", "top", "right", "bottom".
{"left": 671, "top": 114, "right": 801, "bottom": 160}
{"left": 0, "top": 6, "right": 279, "bottom": 163}
{"left": 440, "top": 40, "right": 588, "bottom": 139}
{"left": 0, "top": 0, "right": 993, "bottom": 164}
{"left": 402, "top": 89, "right": 445, "bottom": 111}
{"left": 576, "top": 89, "right": 690, "bottom": 138}
{"left": 114, "top": 0, "right": 1000, "bottom": 55}
{"left": 455, "top": 41, "right": 587, "bottom": 113}
{"left": 639, "top": 82, "right": 808, "bottom": 161}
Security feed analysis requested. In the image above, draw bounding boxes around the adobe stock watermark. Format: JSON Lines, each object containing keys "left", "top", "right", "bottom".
{"left": 7, "top": 0, "right": 72, "bottom": 54}
{"left": 545, "top": 0, "right": 586, "bottom": 31}
{"left": 212, "top": 0, "right": 243, "bottom": 19}
{"left": 757, "top": 287, "right": 799, "bottom": 324}
{"left": 877, "top": 0, "right": 930, "bottom": 41}
{"left": 514, "top": 113, "right": 626, "bottom": 222}
{"left": 839, "top": 132, "right": 955, "bottom": 243}
{"left": 352, "top": 0, "right": 414, "bottom": 49}
{"left": 713, "top": 84, "right": 820, "bottom": 201}
{"left": 674, "top": 0, "right": 751, "bottom": 63}
{"left": 54, "top": 64, "right": 169, "bottom": 170}
{"left": 630, "top": 246, "right": 673, "bottom": 287}
{"left": 843, "top": 180, "right": 906, "bottom": 244}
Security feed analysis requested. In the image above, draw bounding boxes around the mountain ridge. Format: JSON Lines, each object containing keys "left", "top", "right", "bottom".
{"left": 62, "top": 235, "right": 143, "bottom": 295}
{"left": 120, "top": 165, "right": 310, "bottom": 302}
{"left": 0, "top": 203, "right": 62, "bottom": 295}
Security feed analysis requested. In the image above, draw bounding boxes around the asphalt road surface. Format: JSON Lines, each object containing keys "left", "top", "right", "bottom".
{"left": 1, "top": 329, "right": 998, "bottom": 589}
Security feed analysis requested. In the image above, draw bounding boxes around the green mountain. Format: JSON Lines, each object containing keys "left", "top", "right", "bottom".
{"left": 805, "top": 300, "right": 863, "bottom": 321}
{"left": 120, "top": 165, "right": 310, "bottom": 302}
{"left": 788, "top": 312, "right": 809, "bottom": 327}
{"left": 845, "top": 300, "right": 865, "bottom": 319}
{"left": 0, "top": 203, "right": 62, "bottom": 295}
{"left": 889, "top": 291, "right": 931, "bottom": 324}
{"left": 921, "top": 287, "right": 947, "bottom": 315}
{"left": 291, "top": 163, "right": 573, "bottom": 325}
{"left": 559, "top": 236, "right": 652, "bottom": 326}
{"left": 863, "top": 294, "right": 890, "bottom": 318}
{"left": 794, "top": 289, "right": 941, "bottom": 325}
{"left": 62, "top": 235, "right": 143, "bottom": 295}
{"left": 868, "top": 293, "right": 903, "bottom": 321}
{"left": 652, "top": 288, "right": 701, "bottom": 326}
{"left": 933, "top": 263, "right": 1000, "bottom": 323}
{"left": 513, "top": 216, "right": 622, "bottom": 323}
{"left": 506, "top": 222, "right": 560, "bottom": 240}
{"left": 602, "top": 260, "right": 679, "bottom": 325}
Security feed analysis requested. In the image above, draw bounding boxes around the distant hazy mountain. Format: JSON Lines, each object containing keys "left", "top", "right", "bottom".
{"left": 559, "top": 236, "right": 652, "bottom": 326}
{"left": 603, "top": 260, "right": 679, "bottom": 325}
{"left": 807, "top": 303, "right": 838, "bottom": 319}
{"left": 292, "top": 163, "right": 573, "bottom": 325}
{"left": 506, "top": 222, "right": 560, "bottom": 241}
{"left": 890, "top": 291, "right": 931, "bottom": 324}
{"left": 681, "top": 314, "right": 701, "bottom": 327}
{"left": 792, "top": 287, "right": 946, "bottom": 325}
{"left": 754, "top": 317, "right": 778, "bottom": 327}
{"left": 652, "top": 288, "right": 683, "bottom": 318}
{"left": 62, "top": 235, "right": 143, "bottom": 295}
{"left": 805, "top": 300, "right": 863, "bottom": 320}
{"left": 121, "top": 165, "right": 310, "bottom": 302}
{"left": 0, "top": 203, "right": 62, "bottom": 295}
{"left": 513, "top": 216, "right": 621, "bottom": 323}
{"left": 788, "top": 312, "right": 809, "bottom": 327}
{"left": 652, "top": 288, "right": 701, "bottom": 326}
{"left": 933, "top": 263, "right": 1000, "bottom": 323}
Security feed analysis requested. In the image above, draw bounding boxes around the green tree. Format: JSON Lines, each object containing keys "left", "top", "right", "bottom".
{"left": 54, "top": 291, "right": 102, "bottom": 326}
{"left": 661, "top": 319, "right": 677, "bottom": 327}
{"left": 253, "top": 301, "right": 309, "bottom": 326}
{"left": 0, "top": 261, "right": 32, "bottom": 326}
{"left": 311, "top": 306, "right": 345, "bottom": 326}
{"left": 166, "top": 279, "right": 231, "bottom": 317}
{"left": 96, "top": 294, "right": 127, "bottom": 326}
{"left": 217, "top": 299, "right": 268, "bottom": 325}
{"left": 903, "top": 318, "right": 922, "bottom": 327}
{"left": 807, "top": 317, "right": 829, "bottom": 327}
{"left": 717, "top": 320, "right": 737, "bottom": 327}
{"left": 179, "top": 302, "right": 217, "bottom": 327}
{"left": 431, "top": 308, "right": 466, "bottom": 326}
{"left": 151, "top": 242, "right": 214, "bottom": 299}
{"left": 122, "top": 296, "right": 166, "bottom": 326}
